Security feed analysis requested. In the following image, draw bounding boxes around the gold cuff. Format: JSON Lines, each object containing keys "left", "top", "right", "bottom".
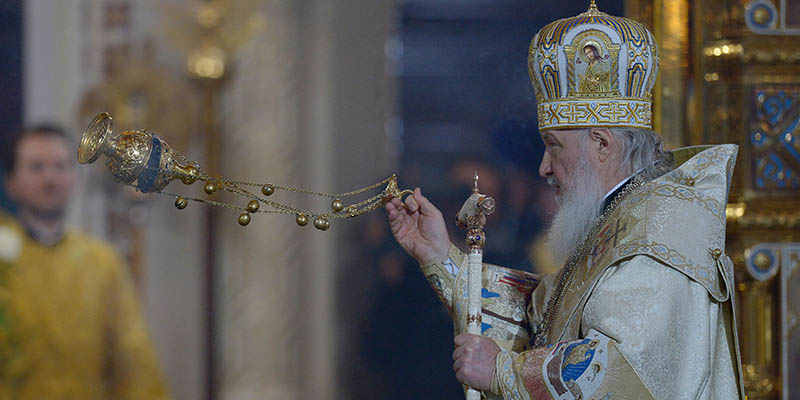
{"left": 448, "top": 243, "right": 467, "bottom": 267}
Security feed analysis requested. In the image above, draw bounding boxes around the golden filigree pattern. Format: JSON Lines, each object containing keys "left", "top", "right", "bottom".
{"left": 527, "top": 2, "right": 658, "bottom": 130}
{"left": 626, "top": 183, "right": 726, "bottom": 223}
{"left": 537, "top": 99, "right": 652, "bottom": 130}
{"left": 105, "top": 131, "right": 153, "bottom": 184}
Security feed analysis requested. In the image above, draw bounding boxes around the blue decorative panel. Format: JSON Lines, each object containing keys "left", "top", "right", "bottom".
{"left": 751, "top": 87, "right": 800, "bottom": 192}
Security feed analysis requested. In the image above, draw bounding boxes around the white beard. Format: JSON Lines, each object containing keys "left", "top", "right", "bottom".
{"left": 546, "top": 156, "right": 606, "bottom": 266}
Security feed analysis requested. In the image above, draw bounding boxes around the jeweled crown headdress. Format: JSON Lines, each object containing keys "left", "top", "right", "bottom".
{"left": 529, "top": 0, "right": 659, "bottom": 130}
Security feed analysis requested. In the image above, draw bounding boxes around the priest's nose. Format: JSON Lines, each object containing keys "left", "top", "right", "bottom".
{"left": 539, "top": 151, "right": 552, "bottom": 179}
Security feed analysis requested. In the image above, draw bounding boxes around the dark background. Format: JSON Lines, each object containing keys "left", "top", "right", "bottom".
{"left": 0, "top": 1, "right": 22, "bottom": 215}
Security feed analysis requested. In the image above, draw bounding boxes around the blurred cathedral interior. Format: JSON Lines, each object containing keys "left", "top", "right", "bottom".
{"left": 0, "top": 0, "right": 799, "bottom": 399}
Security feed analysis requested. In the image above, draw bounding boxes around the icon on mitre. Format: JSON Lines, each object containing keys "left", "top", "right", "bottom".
{"left": 576, "top": 40, "right": 612, "bottom": 93}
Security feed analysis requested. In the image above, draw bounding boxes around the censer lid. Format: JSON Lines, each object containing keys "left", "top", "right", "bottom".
{"left": 78, "top": 112, "right": 113, "bottom": 164}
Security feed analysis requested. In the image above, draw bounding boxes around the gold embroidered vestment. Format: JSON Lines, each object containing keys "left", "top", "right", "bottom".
{"left": 420, "top": 145, "right": 745, "bottom": 399}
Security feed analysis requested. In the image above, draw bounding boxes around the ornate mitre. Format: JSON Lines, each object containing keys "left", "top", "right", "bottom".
{"left": 529, "top": 1, "right": 659, "bottom": 130}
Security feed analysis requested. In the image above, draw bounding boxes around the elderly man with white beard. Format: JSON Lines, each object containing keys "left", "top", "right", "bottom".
{"left": 385, "top": 3, "right": 745, "bottom": 400}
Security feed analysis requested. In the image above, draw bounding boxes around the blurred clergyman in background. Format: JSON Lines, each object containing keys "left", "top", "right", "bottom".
{"left": 0, "top": 125, "right": 169, "bottom": 399}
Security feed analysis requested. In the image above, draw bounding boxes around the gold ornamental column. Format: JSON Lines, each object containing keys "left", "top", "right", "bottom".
{"left": 625, "top": 0, "right": 690, "bottom": 150}
{"left": 626, "top": 1, "right": 800, "bottom": 399}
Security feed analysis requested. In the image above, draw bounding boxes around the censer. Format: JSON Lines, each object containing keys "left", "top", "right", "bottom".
{"left": 77, "top": 112, "right": 413, "bottom": 229}
{"left": 79, "top": 112, "right": 496, "bottom": 399}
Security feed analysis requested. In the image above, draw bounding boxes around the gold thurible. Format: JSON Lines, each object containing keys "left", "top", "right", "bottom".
{"left": 77, "top": 113, "right": 418, "bottom": 231}
{"left": 331, "top": 199, "right": 344, "bottom": 213}
{"left": 314, "top": 216, "right": 330, "bottom": 231}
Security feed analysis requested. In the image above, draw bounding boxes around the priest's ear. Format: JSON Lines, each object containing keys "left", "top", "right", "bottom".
{"left": 588, "top": 127, "right": 615, "bottom": 163}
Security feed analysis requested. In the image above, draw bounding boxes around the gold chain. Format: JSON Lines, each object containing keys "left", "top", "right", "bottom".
{"left": 78, "top": 113, "right": 411, "bottom": 230}
{"left": 172, "top": 150, "right": 394, "bottom": 201}
{"left": 224, "top": 177, "right": 392, "bottom": 199}
{"left": 154, "top": 152, "right": 407, "bottom": 229}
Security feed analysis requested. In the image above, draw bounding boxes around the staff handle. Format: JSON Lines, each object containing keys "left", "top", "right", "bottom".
{"left": 457, "top": 172, "right": 495, "bottom": 400}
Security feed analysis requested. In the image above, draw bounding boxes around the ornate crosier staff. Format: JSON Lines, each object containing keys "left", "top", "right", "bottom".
{"left": 456, "top": 172, "right": 495, "bottom": 400}
{"left": 77, "top": 112, "right": 413, "bottom": 229}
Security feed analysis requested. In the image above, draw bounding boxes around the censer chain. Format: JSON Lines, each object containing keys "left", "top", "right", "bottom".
{"left": 143, "top": 171, "right": 403, "bottom": 230}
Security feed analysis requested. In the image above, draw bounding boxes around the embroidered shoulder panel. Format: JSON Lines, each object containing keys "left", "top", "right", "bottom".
{"left": 597, "top": 144, "right": 738, "bottom": 301}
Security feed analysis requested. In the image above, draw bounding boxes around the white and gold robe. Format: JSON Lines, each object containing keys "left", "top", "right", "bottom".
{"left": 419, "top": 145, "right": 745, "bottom": 399}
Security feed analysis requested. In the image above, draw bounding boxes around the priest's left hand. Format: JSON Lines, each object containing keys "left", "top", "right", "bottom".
{"left": 453, "top": 333, "right": 500, "bottom": 391}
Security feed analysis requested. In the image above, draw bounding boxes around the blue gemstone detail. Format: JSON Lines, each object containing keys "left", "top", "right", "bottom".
{"left": 749, "top": 5, "right": 774, "bottom": 29}
{"left": 137, "top": 137, "right": 162, "bottom": 193}
{"left": 750, "top": 249, "right": 775, "bottom": 273}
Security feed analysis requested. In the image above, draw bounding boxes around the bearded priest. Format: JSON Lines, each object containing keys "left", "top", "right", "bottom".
{"left": 385, "top": 2, "right": 745, "bottom": 399}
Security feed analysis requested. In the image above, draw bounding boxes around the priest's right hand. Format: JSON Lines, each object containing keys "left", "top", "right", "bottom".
{"left": 385, "top": 188, "right": 450, "bottom": 265}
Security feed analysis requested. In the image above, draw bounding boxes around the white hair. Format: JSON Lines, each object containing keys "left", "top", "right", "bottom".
{"left": 546, "top": 127, "right": 672, "bottom": 265}
{"left": 546, "top": 138, "right": 605, "bottom": 265}
{"left": 607, "top": 127, "right": 672, "bottom": 179}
